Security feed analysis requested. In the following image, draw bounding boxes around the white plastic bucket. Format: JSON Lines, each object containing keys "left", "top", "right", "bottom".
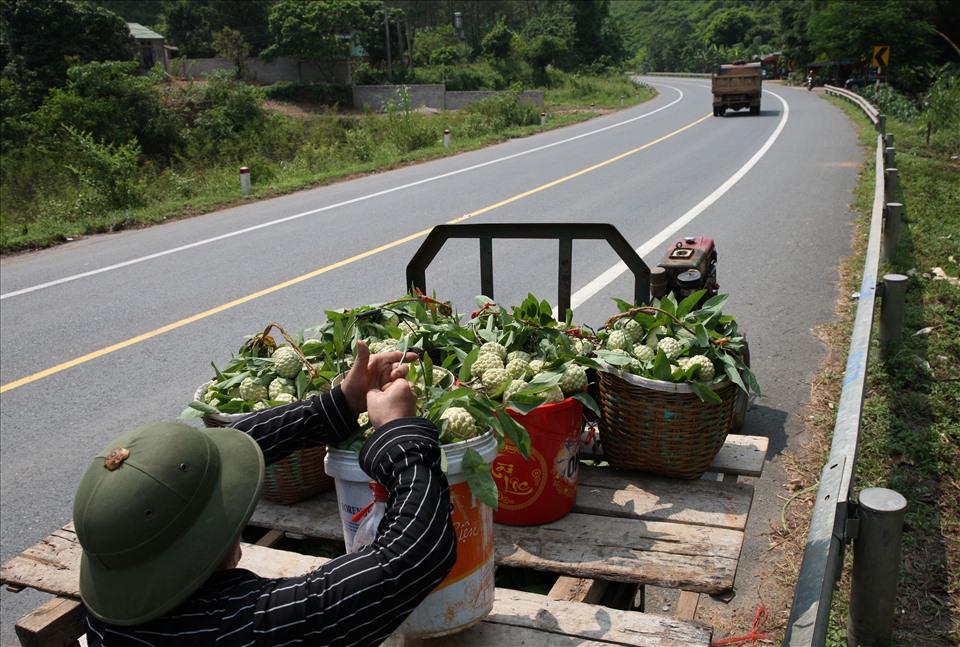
{"left": 325, "top": 431, "right": 498, "bottom": 638}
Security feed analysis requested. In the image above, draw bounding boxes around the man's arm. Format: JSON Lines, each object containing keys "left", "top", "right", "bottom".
{"left": 248, "top": 415, "right": 457, "bottom": 646}
{"left": 229, "top": 386, "right": 358, "bottom": 464}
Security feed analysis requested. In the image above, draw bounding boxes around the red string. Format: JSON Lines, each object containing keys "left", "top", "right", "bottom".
{"left": 350, "top": 482, "right": 388, "bottom": 523}
{"left": 710, "top": 606, "right": 767, "bottom": 646}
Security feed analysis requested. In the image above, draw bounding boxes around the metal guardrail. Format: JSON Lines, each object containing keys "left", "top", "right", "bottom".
{"left": 784, "top": 84, "right": 906, "bottom": 645}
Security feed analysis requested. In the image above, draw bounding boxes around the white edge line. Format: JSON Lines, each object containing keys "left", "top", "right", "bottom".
{"left": 563, "top": 89, "right": 790, "bottom": 315}
{"left": 2, "top": 88, "right": 686, "bottom": 301}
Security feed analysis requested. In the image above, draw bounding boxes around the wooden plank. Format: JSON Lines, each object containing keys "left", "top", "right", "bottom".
{"left": 548, "top": 576, "right": 609, "bottom": 604}
{"left": 675, "top": 591, "right": 700, "bottom": 621}
{"left": 14, "top": 597, "right": 83, "bottom": 647}
{"left": 254, "top": 528, "right": 286, "bottom": 547}
{"left": 494, "top": 513, "right": 742, "bottom": 593}
{"left": 250, "top": 491, "right": 343, "bottom": 541}
{"left": 708, "top": 435, "right": 767, "bottom": 478}
{"left": 0, "top": 524, "right": 331, "bottom": 600}
{"left": 404, "top": 589, "right": 712, "bottom": 647}
{"left": 575, "top": 466, "right": 753, "bottom": 530}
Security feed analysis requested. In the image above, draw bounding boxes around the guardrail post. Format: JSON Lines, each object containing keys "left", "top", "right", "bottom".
{"left": 884, "top": 146, "right": 896, "bottom": 169}
{"left": 847, "top": 488, "right": 907, "bottom": 647}
{"left": 878, "top": 274, "right": 908, "bottom": 347}
{"left": 884, "top": 133, "right": 895, "bottom": 148}
{"left": 882, "top": 203, "right": 903, "bottom": 263}
{"left": 877, "top": 114, "right": 886, "bottom": 135}
{"left": 884, "top": 168, "right": 899, "bottom": 204}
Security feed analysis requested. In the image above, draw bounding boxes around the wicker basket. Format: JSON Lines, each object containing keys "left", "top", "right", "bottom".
{"left": 194, "top": 383, "right": 334, "bottom": 505}
{"left": 597, "top": 368, "right": 737, "bottom": 479}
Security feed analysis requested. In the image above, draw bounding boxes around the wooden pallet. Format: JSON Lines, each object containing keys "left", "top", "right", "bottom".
{"left": 2, "top": 525, "right": 712, "bottom": 647}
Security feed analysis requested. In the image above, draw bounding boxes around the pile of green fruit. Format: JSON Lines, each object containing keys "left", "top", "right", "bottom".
{"left": 594, "top": 291, "right": 759, "bottom": 403}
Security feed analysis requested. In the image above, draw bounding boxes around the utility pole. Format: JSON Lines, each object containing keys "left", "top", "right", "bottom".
{"left": 383, "top": 1, "right": 392, "bottom": 81}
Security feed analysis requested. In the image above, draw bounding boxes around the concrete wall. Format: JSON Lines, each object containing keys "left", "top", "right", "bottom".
{"left": 175, "top": 57, "right": 352, "bottom": 85}
{"left": 352, "top": 85, "right": 545, "bottom": 111}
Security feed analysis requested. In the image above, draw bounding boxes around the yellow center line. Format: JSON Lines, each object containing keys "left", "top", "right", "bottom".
{"left": 1, "top": 114, "right": 709, "bottom": 394}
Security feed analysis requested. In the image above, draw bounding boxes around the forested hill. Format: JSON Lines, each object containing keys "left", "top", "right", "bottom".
{"left": 610, "top": 0, "right": 958, "bottom": 88}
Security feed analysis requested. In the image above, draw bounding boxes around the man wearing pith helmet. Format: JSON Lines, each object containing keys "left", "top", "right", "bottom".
{"left": 72, "top": 341, "right": 456, "bottom": 646}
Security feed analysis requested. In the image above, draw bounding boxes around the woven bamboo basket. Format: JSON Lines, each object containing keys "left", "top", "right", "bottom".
{"left": 194, "top": 382, "right": 334, "bottom": 505}
{"left": 597, "top": 368, "right": 738, "bottom": 479}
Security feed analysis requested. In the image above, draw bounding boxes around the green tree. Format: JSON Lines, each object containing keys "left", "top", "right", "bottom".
{"left": 264, "top": 0, "right": 367, "bottom": 62}
{"left": 0, "top": 0, "right": 135, "bottom": 107}
{"left": 699, "top": 7, "right": 757, "bottom": 48}
{"left": 481, "top": 16, "right": 516, "bottom": 63}
{"left": 807, "top": 0, "right": 936, "bottom": 72}
{"left": 212, "top": 26, "right": 251, "bottom": 80}
{"left": 159, "top": 0, "right": 272, "bottom": 58}
{"left": 30, "top": 60, "right": 181, "bottom": 159}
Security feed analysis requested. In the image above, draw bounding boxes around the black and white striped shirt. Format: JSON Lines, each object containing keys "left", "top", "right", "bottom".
{"left": 85, "top": 387, "right": 456, "bottom": 646}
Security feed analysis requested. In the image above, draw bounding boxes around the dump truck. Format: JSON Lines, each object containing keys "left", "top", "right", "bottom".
{"left": 712, "top": 61, "right": 762, "bottom": 116}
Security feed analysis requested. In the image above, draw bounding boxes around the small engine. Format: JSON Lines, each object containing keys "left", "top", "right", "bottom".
{"left": 651, "top": 236, "right": 719, "bottom": 305}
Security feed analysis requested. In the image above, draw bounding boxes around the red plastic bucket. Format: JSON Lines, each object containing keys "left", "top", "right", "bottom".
{"left": 492, "top": 397, "right": 583, "bottom": 525}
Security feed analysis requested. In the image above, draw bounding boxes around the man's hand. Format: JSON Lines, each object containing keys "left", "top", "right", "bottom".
{"left": 341, "top": 340, "right": 417, "bottom": 414}
{"left": 366, "top": 378, "right": 417, "bottom": 429}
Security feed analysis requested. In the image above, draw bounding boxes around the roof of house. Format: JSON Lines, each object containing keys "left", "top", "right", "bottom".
{"left": 127, "top": 23, "right": 164, "bottom": 41}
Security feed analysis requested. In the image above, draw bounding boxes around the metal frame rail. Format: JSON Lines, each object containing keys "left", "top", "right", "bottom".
{"left": 405, "top": 223, "right": 651, "bottom": 314}
{"left": 784, "top": 87, "right": 893, "bottom": 644}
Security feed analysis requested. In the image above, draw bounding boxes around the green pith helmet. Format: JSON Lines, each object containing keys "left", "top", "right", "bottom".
{"left": 72, "top": 422, "right": 264, "bottom": 626}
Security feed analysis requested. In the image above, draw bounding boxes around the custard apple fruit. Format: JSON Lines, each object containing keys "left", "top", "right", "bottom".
{"left": 683, "top": 355, "right": 715, "bottom": 381}
{"left": 272, "top": 347, "right": 303, "bottom": 379}
{"left": 481, "top": 368, "right": 511, "bottom": 396}
{"left": 505, "top": 358, "right": 529, "bottom": 380}
{"left": 239, "top": 377, "right": 269, "bottom": 402}
{"left": 273, "top": 393, "right": 296, "bottom": 404}
{"left": 537, "top": 385, "right": 565, "bottom": 404}
{"left": 480, "top": 341, "right": 507, "bottom": 362}
{"left": 573, "top": 338, "right": 594, "bottom": 356}
{"left": 645, "top": 326, "right": 669, "bottom": 349}
{"left": 559, "top": 364, "right": 587, "bottom": 395}
{"left": 502, "top": 378, "right": 527, "bottom": 404}
{"left": 440, "top": 407, "right": 478, "bottom": 440}
{"left": 622, "top": 319, "right": 644, "bottom": 343}
{"left": 507, "top": 350, "right": 532, "bottom": 364}
{"left": 606, "top": 329, "right": 630, "bottom": 351}
{"left": 269, "top": 377, "right": 296, "bottom": 400}
{"left": 526, "top": 359, "right": 545, "bottom": 377}
{"left": 657, "top": 337, "right": 683, "bottom": 359}
{"left": 252, "top": 401, "right": 269, "bottom": 412}
{"left": 632, "top": 344, "right": 655, "bottom": 362}
{"left": 471, "top": 352, "right": 504, "bottom": 380}
{"left": 381, "top": 311, "right": 400, "bottom": 328}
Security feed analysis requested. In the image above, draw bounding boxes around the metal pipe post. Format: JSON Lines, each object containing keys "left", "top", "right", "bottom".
{"left": 847, "top": 488, "right": 908, "bottom": 647}
{"left": 878, "top": 274, "right": 908, "bottom": 345}
{"left": 882, "top": 203, "right": 903, "bottom": 263}
{"left": 884, "top": 168, "right": 899, "bottom": 204}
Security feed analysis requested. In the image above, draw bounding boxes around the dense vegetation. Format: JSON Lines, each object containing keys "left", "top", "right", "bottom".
{"left": 1, "top": 0, "right": 956, "bottom": 254}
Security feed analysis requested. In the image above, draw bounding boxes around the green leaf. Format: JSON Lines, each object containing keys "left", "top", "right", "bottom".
{"left": 462, "top": 448, "right": 498, "bottom": 510}
{"left": 570, "top": 391, "right": 600, "bottom": 417}
{"left": 178, "top": 405, "right": 207, "bottom": 419}
{"left": 440, "top": 446, "right": 449, "bottom": 474}
{"left": 677, "top": 289, "right": 706, "bottom": 318}
{"left": 689, "top": 381, "right": 722, "bottom": 403}
{"left": 701, "top": 293, "right": 729, "bottom": 310}
{"left": 504, "top": 392, "right": 548, "bottom": 415}
{"left": 651, "top": 348, "right": 673, "bottom": 380}
{"left": 186, "top": 400, "right": 219, "bottom": 415}
{"left": 695, "top": 323, "right": 710, "bottom": 347}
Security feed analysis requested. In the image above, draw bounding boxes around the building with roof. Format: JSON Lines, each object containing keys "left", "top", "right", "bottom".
{"left": 127, "top": 23, "right": 173, "bottom": 70}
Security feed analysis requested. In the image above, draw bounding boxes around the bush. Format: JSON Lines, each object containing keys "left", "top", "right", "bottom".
{"left": 264, "top": 81, "right": 350, "bottom": 106}
{"left": 63, "top": 124, "right": 145, "bottom": 212}
{"left": 856, "top": 83, "right": 921, "bottom": 122}
{"left": 461, "top": 86, "right": 539, "bottom": 137}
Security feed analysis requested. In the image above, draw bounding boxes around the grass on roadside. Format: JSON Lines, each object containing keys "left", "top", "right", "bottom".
{"left": 786, "top": 95, "right": 960, "bottom": 646}
{"left": 0, "top": 74, "right": 653, "bottom": 254}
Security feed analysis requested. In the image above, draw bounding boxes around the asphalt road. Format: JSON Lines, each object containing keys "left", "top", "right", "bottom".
{"left": 0, "top": 79, "right": 863, "bottom": 643}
